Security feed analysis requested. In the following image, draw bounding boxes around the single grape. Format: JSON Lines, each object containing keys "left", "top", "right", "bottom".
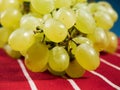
{"left": 75, "top": 43, "right": 100, "bottom": 70}
{"left": 0, "top": 8, "right": 22, "bottom": 29}
{"left": 98, "top": 2, "right": 118, "bottom": 22}
{"left": 66, "top": 59, "right": 85, "bottom": 78}
{"left": 75, "top": 9, "right": 96, "bottom": 34}
{"left": 25, "top": 42, "right": 49, "bottom": 72}
{"left": 48, "top": 46, "right": 70, "bottom": 72}
{"left": 105, "top": 31, "right": 118, "bottom": 53}
{"left": 98, "top": 1, "right": 112, "bottom": 8}
{"left": 54, "top": 0, "right": 72, "bottom": 8}
{"left": 43, "top": 18, "right": 68, "bottom": 43}
{"left": 72, "top": 3, "right": 88, "bottom": 11}
{"left": 54, "top": 7, "right": 76, "bottom": 29}
{"left": 87, "top": 27, "right": 109, "bottom": 51}
{"left": 8, "top": 28, "right": 35, "bottom": 51}
{"left": 20, "top": 14, "right": 43, "bottom": 30}
{"left": 30, "top": 0, "right": 54, "bottom": 15}
{"left": 88, "top": 3, "right": 107, "bottom": 14}
{"left": 30, "top": 4, "right": 43, "bottom": 18}
{"left": 88, "top": 2, "right": 118, "bottom": 23}
{"left": 0, "top": 0, "right": 20, "bottom": 12}
{"left": 93, "top": 11, "right": 113, "bottom": 30}
{"left": 0, "top": 27, "right": 11, "bottom": 48}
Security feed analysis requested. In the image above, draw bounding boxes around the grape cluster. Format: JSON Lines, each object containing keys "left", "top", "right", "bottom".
{"left": 0, "top": 0, "right": 118, "bottom": 78}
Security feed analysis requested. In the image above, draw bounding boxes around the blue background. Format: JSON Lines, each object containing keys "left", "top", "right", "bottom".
{"left": 95, "top": 0, "right": 120, "bottom": 37}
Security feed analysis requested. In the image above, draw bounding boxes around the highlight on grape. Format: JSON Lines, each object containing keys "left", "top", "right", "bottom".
{"left": 0, "top": 0, "right": 118, "bottom": 78}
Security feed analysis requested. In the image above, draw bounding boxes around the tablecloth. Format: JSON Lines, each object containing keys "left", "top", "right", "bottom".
{"left": 0, "top": 39, "right": 120, "bottom": 90}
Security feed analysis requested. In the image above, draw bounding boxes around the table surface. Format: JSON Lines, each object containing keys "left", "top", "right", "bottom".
{"left": 0, "top": 39, "right": 120, "bottom": 90}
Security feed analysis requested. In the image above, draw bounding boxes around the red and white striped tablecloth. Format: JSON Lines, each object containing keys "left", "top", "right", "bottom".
{"left": 0, "top": 39, "right": 120, "bottom": 90}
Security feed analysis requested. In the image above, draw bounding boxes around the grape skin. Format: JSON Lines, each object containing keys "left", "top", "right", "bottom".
{"left": 54, "top": 7, "right": 76, "bottom": 29}
{"left": 66, "top": 59, "right": 85, "bottom": 78}
{"left": 43, "top": 18, "right": 68, "bottom": 43}
{"left": 0, "top": 27, "right": 11, "bottom": 48}
{"left": 25, "top": 42, "right": 49, "bottom": 72}
{"left": 105, "top": 31, "right": 118, "bottom": 53}
{"left": 30, "top": 0, "right": 54, "bottom": 15}
{"left": 75, "top": 43, "right": 100, "bottom": 70}
{"left": 49, "top": 46, "right": 70, "bottom": 72}
{"left": 75, "top": 9, "right": 96, "bottom": 34}
{"left": 0, "top": 8, "right": 22, "bottom": 29}
{"left": 8, "top": 28, "right": 35, "bottom": 51}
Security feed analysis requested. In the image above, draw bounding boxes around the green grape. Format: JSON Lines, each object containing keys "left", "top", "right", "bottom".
{"left": 105, "top": 7, "right": 118, "bottom": 22}
{"left": 0, "top": 0, "right": 20, "bottom": 12}
{"left": 54, "top": 0, "right": 72, "bottom": 8}
{"left": 43, "top": 18, "right": 68, "bottom": 43}
{"left": 3, "top": 44, "right": 21, "bottom": 59}
{"left": 88, "top": 2, "right": 118, "bottom": 23}
{"left": 98, "top": 2, "right": 118, "bottom": 22}
{"left": 88, "top": 3, "right": 104, "bottom": 14}
{"left": 48, "top": 65, "right": 66, "bottom": 76}
{"left": 71, "top": 0, "right": 77, "bottom": 6}
{"left": 72, "top": 3, "right": 88, "bottom": 11}
{"left": 98, "top": 1, "right": 112, "bottom": 8}
{"left": 75, "top": 43, "right": 100, "bottom": 70}
{"left": 25, "top": 42, "right": 49, "bottom": 72}
{"left": 0, "top": 8, "right": 22, "bottom": 29}
{"left": 69, "top": 36, "right": 93, "bottom": 54}
{"left": 30, "top": 4, "right": 43, "bottom": 18}
{"left": 30, "top": 0, "right": 54, "bottom": 15}
{"left": 87, "top": 27, "right": 109, "bottom": 51}
{"left": 0, "top": 0, "right": 3, "bottom": 12}
{"left": 20, "top": 14, "right": 43, "bottom": 30}
{"left": 43, "top": 14, "right": 52, "bottom": 22}
{"left": 8, "top": 28, "right": 35, "bottom": 51}
{"left": 73, "top": 36, "right": 93, "bottom": 46}
{"left": 54, "top": 7, "right": 76, "bottom": 29}
{"left": 0, "top": 27, "right": 11, "bottom": 48}
{"left": 76, "top": 0, "right": 87, "bottom": 3}
{"left": 66, "top": 59, "right": 85, "bottom": 78}
{"left": 93, "top": 11, "right": 113, "bottom": 31}
{"left": 75, "top": 9, "right": 96, "bottom": 34}
{"left": 105, "top": 31, "right": 118, "bottom": 53}
{"left": 48, "top": 46, "right": 69, "bottom": 72}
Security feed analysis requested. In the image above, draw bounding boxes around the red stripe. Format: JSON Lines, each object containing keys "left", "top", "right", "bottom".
{"left": 0, "top": 38, "right": 120, "bottom": 90}
{"left": 27, "top": 70, "right": 75, "bottom": 90}
{"left": 95, "top": 61, "right": 120, "bottom": 86}
{"left": 100, "top": 53, "right": 120, "bottom": 67}
{"left": 74, "top": 71, "right": 115, "bottom": 90}
{"left": 0, "top": 49, "right": 31, "bottom": 90}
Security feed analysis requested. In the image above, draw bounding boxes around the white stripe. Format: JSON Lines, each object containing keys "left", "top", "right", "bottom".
{"left": 113, "top": 53, "right": 120, "bottom": 57}
{"left": 67, "top": 79, "right": 81, "bottom": 90}
{"left": 90, "top": 71, "right": 120, "bottom": 90}
{"left": 17, "top": 59, "right": 38, "bottom": 90}
{"left": 100, "top": 58, "right": 120, "bottom": 71}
